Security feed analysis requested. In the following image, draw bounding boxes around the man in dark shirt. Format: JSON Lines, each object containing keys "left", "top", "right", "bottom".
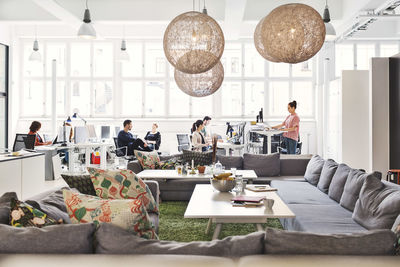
{"left": 117, "top": 120, "right": 152, "bottom": 156}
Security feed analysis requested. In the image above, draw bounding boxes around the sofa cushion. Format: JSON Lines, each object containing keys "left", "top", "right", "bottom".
{"left": 0, "top": 223, "right": 95, "bottom": 254}
{"left": 303, "top": 155, "right": 325, "bottom": 185}
{"left": 328, "top": 163, "right": 351, "bottom": 202}
{"left": 317, "top": 159, "right": 339, "bottom": 194}
{"left": 134, "top": 150, "right": 161, "bottom": 170}
{"left": 216, "top": 155, "right": 243, "bottom": 170}
{"left": 264, "top": 228, "right": 396, "bottom": 255}
{"left": 279, "top": 157, "right": 311, "bottom": 176}
{"left": 182, "top": 150, "right": 213, "bottom": 166}
{"left": 270, "top": 180, "right": 338, "bottom": 205}
{"left": 61, "top": 174, "right": 97, "bottom": 196}
{"left": 243, "top": 153, "right": 280, "bottom": 177}
{"left": 353, "top": 176, "right": 400, "bottom": 230}
{"left": 88, "top": 167, "right": 158, "bottom": 213}
{"left": 63, "top": 190, "right": 157, "bottom": 240}
{"left": 10, "top": 198, "right": 60, "bottom": 228}
{"left": 26, "top": 188, "right": 71, "bottom": 224}
{"left": 0, "top": 192, "right": 18, "bottom": 224}
{"left": 340, "top": 169, "right": 379, "bottom": 211}
{"left": 282, "top": 204, "right": 366, "bottom": 234}
{"left": 95, "top": 223, "right": 265, "bottom": 256}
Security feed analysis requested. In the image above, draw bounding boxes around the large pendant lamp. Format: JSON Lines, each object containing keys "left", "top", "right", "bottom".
{"left": 78, "top": 0, "right": 96, "bottom": 39}
{"left": 29, "top": 26, "right": 41, "bottom": 62}
{"left": 174, "top": 61, "right": 224, "bottom": 97}
{"left": 254, "top": 4, "right": 325, "bottom": 64}
{"left": 323, "top": 0, "right": 336, "bottom": 41}
{"left": 163, "top": 1, "right": 224, "bottom": 74}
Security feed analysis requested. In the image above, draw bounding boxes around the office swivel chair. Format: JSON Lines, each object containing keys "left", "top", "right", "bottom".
{"left": 176, "top": 134, "right": 191, "bottom": 152}
{"left": 13, "top": 134, "right": 36, "bottom": 152}
{"left": 112, "top": 137, "right": 134, "bottom": 160}
{"left": 277, "top": 136, "right": 302, "bottom": 155}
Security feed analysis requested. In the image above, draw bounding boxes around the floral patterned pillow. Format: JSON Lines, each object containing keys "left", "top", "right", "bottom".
{"left": 87, "top": 167, "right": 158, "bottom": 213}
{"left": 10, "top": 198, "right": 60, "bottom": 228}
{"left": 134, "top": 150, "right": 160, "bottom": 170}
{"left": 63, "top": 190, "right": 157, "bottom": 240}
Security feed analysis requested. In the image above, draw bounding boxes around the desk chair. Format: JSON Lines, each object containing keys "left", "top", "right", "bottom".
{"left": 177, "top": 134, "right": 191, "bottom": 152}
{"left": 277, "top": 136, "right": 302, "bottom": 155}
{"left": 13, "top": 134, "right": 36, "bottom": 152}
{"left": 113, "top": 137, "right": 134, "bottom": 160}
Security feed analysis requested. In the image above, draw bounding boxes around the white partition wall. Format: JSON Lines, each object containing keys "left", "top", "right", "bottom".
{"left": 341, "top": 70, "right": 370, "bottom": 170}
{"left": 370, "top": 58, "right": 390, "bottom": 175}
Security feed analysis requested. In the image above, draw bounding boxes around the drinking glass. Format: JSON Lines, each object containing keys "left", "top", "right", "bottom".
{"left": 231, "top": 167, "right": 237, "bottom": 177}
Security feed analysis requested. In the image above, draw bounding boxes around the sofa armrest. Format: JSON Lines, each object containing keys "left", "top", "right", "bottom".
{"left": 144, "top": 180, "right": 160, "bottom": 206}
{"left": 127, "top": 160, "right": 143, "bottom": 174}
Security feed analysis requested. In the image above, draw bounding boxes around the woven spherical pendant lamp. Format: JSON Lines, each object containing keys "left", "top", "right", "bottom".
{"left": 174, "top": 61, "right": 224, "bottom": 97}
{"left": 254, "top": 17, "right": 279, "bottom": 62}
{"left": 254, "top": 4, "right": 325, "bottom": 64}
{"left": 164, "top": 11, "right": 225, "bottom": 74}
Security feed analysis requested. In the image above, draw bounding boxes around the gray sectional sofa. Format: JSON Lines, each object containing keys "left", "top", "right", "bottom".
{"left": 128, "top": 153, "right": 312, "bottom": 201}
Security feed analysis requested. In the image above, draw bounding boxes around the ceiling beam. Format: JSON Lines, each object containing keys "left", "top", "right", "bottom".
{"left": 224, "top": 0, "right": 247, "bottom": 40}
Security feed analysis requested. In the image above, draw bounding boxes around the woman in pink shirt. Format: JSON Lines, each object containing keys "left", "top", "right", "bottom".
{"left": 272, "top": 101, "right": 300, "bottom": 154}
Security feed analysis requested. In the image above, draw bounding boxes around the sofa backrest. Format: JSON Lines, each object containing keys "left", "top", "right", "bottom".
{"left": 280, "top": 156, "right": 311, "bottom": 176}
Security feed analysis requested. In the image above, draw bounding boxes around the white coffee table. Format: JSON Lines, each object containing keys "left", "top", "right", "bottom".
{"left": 184, "top": 184, "right": 295, "bottom": 240}
{"left": 137, "top": 169, "right": 257, "bottom": 181}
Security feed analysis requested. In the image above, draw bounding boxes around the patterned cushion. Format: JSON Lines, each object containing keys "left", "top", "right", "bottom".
{"left": 182, "top": 150, "right": 213, "bottom": 166}
{"left": 61, "top": 174, "right": 97, "bottom": 196}
{"left": 0, "top": 192, "right": 18, "bottom": 224}
{"left": 393, "top": 215, "right": 400, "bottom": 255}
{"left": 10, "top": 198, "right": 60, "bottom": 228}
{"left": 87, "top": 167, "right": 158, "bottom": 213}
{"left": 62, "top": 190, "right": 157, "bottom": 239}
{"left": 134, "top": 150, "right": 161, "bottom": 169}
{"left": 157, "top": 159, "right": 179, "bottom": 170}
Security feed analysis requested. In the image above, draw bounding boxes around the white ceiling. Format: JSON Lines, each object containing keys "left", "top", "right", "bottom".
{"left": 1, "top": 0, "right": 399, "bottom": 40}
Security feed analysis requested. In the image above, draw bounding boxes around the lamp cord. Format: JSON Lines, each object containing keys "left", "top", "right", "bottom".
{"left": 193, "top": 0, "right": 194, "bottom": 11}
{"left": 86, "top": 0, "right": 88, "bottom": 9}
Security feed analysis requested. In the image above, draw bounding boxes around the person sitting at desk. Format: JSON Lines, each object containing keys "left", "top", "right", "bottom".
{"left": 271, "top": 100, "right": 300, "bottom": 154}
{"left": 28, "top": 121, "right": 52, "bottom": 146}
{"left": 191, "top": 120, "right": 210, "bottom": 152}
{"left": 144, "top": 123, "right": 161, "bottom": 151}
{"left": 118, "top": 120, "right": 152, "bottom": 156}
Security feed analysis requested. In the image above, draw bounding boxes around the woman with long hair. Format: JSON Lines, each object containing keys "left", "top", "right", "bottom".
{"left": 191, "top": 120, "right": 210, "bottom": 152}
{"left": 28, "top": 121, "right": 51, "bottom": 146}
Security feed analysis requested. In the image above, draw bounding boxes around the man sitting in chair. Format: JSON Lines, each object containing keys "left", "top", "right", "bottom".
{"left": 118, "top": 120, "right": 152, "bottom": 156}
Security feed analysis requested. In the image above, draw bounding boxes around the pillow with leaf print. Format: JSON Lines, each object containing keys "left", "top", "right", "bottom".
{"left": 62, "top": 189, "right": 157, "bottom": 240}
{"left": 9, "top": 198, "right": 61, "bottom": 228}
{"left": 87, "top": 167, "right": 158, "bottom": 213}
{"left": 134, "top": 150, "right": 160, "bottom": 170}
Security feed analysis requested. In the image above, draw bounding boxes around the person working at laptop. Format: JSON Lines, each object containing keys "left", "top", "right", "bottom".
{"left": 28, "top": 121, "right": 52, "bottom": 146}
{"left": 118, "top": 120, "right": 152, "bottom": 156}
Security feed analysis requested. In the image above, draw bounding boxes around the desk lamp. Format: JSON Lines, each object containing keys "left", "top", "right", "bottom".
{"left": 72, "top": 112, "right": 87, "bottom": 125}
{"left": 61, "top": 116, "right": 72, "bottom": 146}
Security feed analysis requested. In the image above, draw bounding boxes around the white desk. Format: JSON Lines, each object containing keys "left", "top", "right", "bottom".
{"left": 0, "top": 152, "right": 45, "bottom": 199}
{"left": 67, "top": 142, "right": 113, "bottom": 172}
{"left": 217, "top": 142, "right": 245, "bottom": 156}
{"left": 250, "top": 130, "right": 283, "bottom": 154}
{"left": 184, "top": 184, "right": 295, "bottom": 240}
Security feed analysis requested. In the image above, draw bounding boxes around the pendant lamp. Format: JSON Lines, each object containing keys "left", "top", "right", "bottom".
{"left": 323, "top": 0, "right": 336, "bottom": 41}
{"left": 29, "top": 26, "right": 41, "bottom": 62}
{"left": 118, "top": 26, "right": 130, "bottom": 61}
{"left": 78, "top": 0, "right": 96, "bottom": 39}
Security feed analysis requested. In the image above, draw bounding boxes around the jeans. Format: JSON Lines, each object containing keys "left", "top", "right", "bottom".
{"left": 284, "top": 137, "right": 298, "bottom": 154}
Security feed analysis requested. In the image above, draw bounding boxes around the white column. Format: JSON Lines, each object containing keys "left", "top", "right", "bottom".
{"left": 51, "top": 59, "right": 57, "bottom": 139}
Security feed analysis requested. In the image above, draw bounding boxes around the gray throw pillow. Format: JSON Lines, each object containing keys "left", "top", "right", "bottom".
{"left": 264, "top": 228, "right": 396, "bottom": 255}
{"left": 353, "top": 176, "right": 400, "bottom": 230}
{"left": 216, "top": 155, "right": 243, "bottom": 170}
{"left": 243, "top": 153, "right": 280, "bottom": 177}
{"left": 340, "top": 169, "right": 379, "bottom": 211}
{"left": 303, "top": 155, "right": 325, "bottom": 185}
{"left": 317, "top": 159, "right": 338, "bottom": 194}
{"left": 61, "top": 174, "right": 97, "bottom": 196}
{"left": 95, "top": 223, "right": 265, "bottom": 256}
{"left": 0, "top": 223, "right": 96, "bottom": 254}
{"left": 0, "top": 192, "right": 18, "bottom": 224}
{"left": 328, "top": 163, "right": 351, "bottom": 202}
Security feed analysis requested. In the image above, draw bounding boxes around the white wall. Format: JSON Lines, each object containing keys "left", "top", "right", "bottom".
{"left": 342, "top": 70, "right": 370, "bottom": 170}
{"left": 370, "top": 58, "right": 390, "bottom": 175}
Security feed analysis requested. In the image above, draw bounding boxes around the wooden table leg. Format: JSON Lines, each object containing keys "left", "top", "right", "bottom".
{"left": 205, "top": 218, "right": 212, "bottom": 234}
{"left": 212, "top": 223, "right": 222, "bottom": 240}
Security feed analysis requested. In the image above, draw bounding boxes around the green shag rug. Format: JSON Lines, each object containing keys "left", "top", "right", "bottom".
{"left": 158, "top": 201, "right": 283, "bottom": 242}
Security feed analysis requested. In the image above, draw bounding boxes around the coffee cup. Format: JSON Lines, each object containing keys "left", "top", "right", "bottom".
{"left": 263, "top": 198, "right": 275, "bottom": 209}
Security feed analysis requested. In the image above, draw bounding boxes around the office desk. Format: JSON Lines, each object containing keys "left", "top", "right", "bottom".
{"left": 217, "top": 142, "right": 245, "bottom": 156}
{"left": 250, "top": 130, "right": 283, "bottom": 154}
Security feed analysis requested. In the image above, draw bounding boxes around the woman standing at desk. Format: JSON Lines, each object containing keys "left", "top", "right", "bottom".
{"left": 271, "top": 101, "right": 300, "bottom": 154}
{"left": 191, "top": 120, "right": 210, "bottom": 152}
{"left": 28, "top": 121, "right": 51, "bottom": 146}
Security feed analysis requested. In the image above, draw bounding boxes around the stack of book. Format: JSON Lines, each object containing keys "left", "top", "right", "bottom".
{"left": 231, "top": 195, "right": 266, "bottom": 207}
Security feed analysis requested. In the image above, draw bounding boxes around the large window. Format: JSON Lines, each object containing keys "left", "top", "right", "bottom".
{"left": 20, "top": 39, "right": 317, "bottom": 119}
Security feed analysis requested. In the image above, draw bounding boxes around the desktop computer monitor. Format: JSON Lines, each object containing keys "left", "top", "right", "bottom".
{"left": 58, "top": 126, "right": 72, "bottom": 143}
{"left": 75, "top": 126, "right": 89, "bottom": 144}
{"left": 86, "top": 125, "right": 97, "bottom": 139}
{"left": 101, "top": 126, "right": 111, "bottom": 140}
